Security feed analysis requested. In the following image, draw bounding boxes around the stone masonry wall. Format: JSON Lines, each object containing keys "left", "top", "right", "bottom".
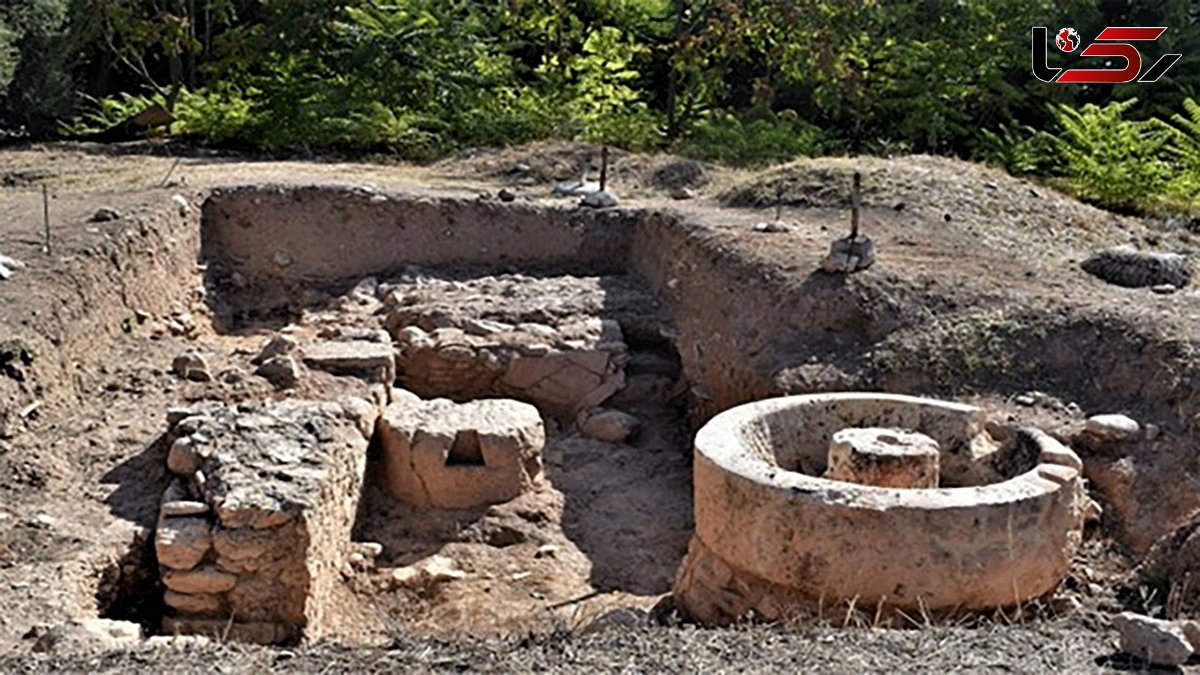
{"left": 155, "top": 399, "right": 376, "bottom": 644}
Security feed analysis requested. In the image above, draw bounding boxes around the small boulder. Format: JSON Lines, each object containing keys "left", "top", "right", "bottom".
{"left": 753, "top": 221, "right": 790, "bottom": 233}
{"left": 89, "top": 207, "right": 121, "bottom": 223}
{"left": 255, "top": 355, "right": 301, "bottom": 389}
{"left": 1082, "top": 247, "right": 1190, "bottom": 289}
{"left": 155, "top": 517, "right": 212, "bottom": 570}
{"left": 252, "top": 334, "right": 297, "bottom": 365}
{"left": 166, "top": 437, "right": 203, "bottom": 475}
{"left": 580, "top": 190, "right": 619, "bottom": 209}
{"left": 578, "top": 408, "right": 640, "bottom": 444}
{"left": 821, "top": 235, "right": 876, "bottom": 274}
{"left": 1112, "top": 612, "right": 1194, "bottom": 666}
{"left": 171, "top": 351, "right": 212, "bottom": 382}
{"left": 1084, "top": 414, "right": 1140, "bottom": 442}
{"left": 32, "top": 619, "right": 142, "bottom": 654}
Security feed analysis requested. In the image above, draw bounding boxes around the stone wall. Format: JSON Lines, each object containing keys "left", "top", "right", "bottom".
{"left": 154, "top": 399, "right": 376, "bottom": 643}
{"left": 391, "top": 317, "right": 627, "bottom": 418}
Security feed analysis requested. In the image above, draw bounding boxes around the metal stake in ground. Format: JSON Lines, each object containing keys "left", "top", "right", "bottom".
{"left": 599, "top": 146, "right": 609, "bottom": 193}
{"left": 850, "top": 171, "right": 862, "bottom": 240}
{"left": 42, "top": 184, "right": 51, "bottom": 255}
{"left": 819, "top": 171, "right": 876, "bottom": 274}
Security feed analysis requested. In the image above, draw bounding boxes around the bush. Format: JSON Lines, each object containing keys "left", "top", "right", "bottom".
{"left": 1045, "top": 99, "right": 1175, "bottom": 213}
{"left": 975, "top": 123, "right": 1055, "bottom": 177}
{"left": 1163, "top": 98, "right": 1200, "bottom": 213}
{"left": 678, "top": 113, "right": 830, "bottom": 167}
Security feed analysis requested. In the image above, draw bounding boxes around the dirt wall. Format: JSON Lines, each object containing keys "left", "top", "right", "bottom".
{"left": 0, "top": 192, "right": 203, "bottom": 436}
{"left": 199, "top": 186, "right": 640, "bottom": 318}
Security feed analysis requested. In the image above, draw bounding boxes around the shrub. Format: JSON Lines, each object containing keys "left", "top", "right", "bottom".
{"left": 678, "top": 113, "right": 830, "bottom": 167}
{"left": 1046, "top": 98, "right": 1175, "bottom": 213}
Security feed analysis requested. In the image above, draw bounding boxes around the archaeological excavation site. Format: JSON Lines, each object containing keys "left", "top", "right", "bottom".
{"left": 4, "top": 148, "right": 1200, "bottom": 669}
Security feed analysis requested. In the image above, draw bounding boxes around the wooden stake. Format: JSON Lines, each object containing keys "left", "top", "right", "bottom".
{"left": 850, "top": 171, "right": 862, "bottom": 240}
{"left": 159, "top": 155, "right": 182, "bottom": 188}
{"left": 42, "top": 184, "right": 51, "bottom": 255}
{"left": 599, "top": 146, "right": 609, "bottom": 192}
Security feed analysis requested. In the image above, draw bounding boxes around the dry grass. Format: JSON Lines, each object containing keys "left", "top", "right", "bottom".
{"left": 0, "top": 619, "right": 1117, "bottom": 674}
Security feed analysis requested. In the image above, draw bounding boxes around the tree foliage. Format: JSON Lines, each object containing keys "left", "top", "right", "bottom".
{"left": 2, "top": 0, "right": 1200, "bottom": 213}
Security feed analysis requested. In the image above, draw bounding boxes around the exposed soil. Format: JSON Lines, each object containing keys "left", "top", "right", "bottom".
{"left": 0, "top": 140, "right": 1198, "bottom": 671}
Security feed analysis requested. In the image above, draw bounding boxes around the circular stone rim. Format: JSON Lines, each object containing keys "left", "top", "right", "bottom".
{"left": 683, "top": 392, "right": 1085, "bottom": 616}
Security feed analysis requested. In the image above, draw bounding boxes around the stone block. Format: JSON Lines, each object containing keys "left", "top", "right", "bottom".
{"left": 379, "top": 397, "right": 544, "bottom": 509}
{"left": 162, "top": 567, "right": 238, "bottom": 594}
{"left": 155, "top": 516, "right": 212, "bottom": 571}
{"left": 825, "top": 427, "right": 940, "bottom": 488}
{"left": 154, "top": 399, "right": 373, "bottom": 644}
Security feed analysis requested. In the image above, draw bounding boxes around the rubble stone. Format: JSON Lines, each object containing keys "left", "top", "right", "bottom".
{"left": 155, "top": 516, "right": 212, "bottom": 570}
{"left": 253, "top": 334, "right": 297, "bottom": 365}
{"left": 301, "top": 340, "right": 395, "bottom": 385}
{"left": 32, "top": 619, "right": 142, "bottom": 654}
{"left": 1084, "top": 414, "right": 1140, "bottom": 442}
{"left": 255, "top": 355, "right": 301, "bottom": 389}
{"left": 821, "top": 236, "right": 876, "bottom": 273}
{"left": 1082, "top": 247, "right": 1190, "bottom": 289}
{"left": 172, "top": 350, "right": 212, "bottom": 382}
{"left": 578, "top": 408, "right": 640, "bottom": 443}
{"left": 1112, "top": 612, "right": 1194, "bottom": 666}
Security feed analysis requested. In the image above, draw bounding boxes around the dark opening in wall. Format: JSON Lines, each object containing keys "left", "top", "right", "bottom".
{"left": 446, "top": 430, "right": 485, "bottom": 466}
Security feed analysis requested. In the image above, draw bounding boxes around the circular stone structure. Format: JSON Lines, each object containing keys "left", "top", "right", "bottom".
{"left": 825, "top": 427, "right": 940, "bottom": 488}
{"left": 673, "top": 393, "right": 1087, "bottom": 625}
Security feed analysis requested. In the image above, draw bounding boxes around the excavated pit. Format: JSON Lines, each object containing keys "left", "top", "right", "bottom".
{"left": 130, "top": 186, "right": 701, "bottom": 643}
{"left": 76, "top": 182, "right": 1192, "bottom": 645}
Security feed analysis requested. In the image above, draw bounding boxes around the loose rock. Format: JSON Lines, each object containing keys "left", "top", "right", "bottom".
{"left": 167, "top": 437, "right": 203, "bottom": 475}
{"left": 580, "top": 190, "right": 619, "bottom": 209}
{"left": 1084, "top": 414, "right": 1140, "bottom": 442}
{"left": 172, "top": 350, "right": 212, "bottom": 382}
{"left": 578, "top": 408, "right": 640, "bottom": 444}
{"left": 1112, "top": 611, "right": 1194, "bottom": 666}
{"left": 32, "top": 619, "right": 142, "bottom": 654}
{"left": 90, "top": 207, "right": 121, "bottom": 222}
{"left": 1082, "top": 247, "right": 1190, "bottom": 289}
{"left": 821, "top": 235, "right": 876, "bottom": 273}
{"left": 753, "top": 221, "right": 790, "bottom": 233}
{"left": 255, "top": 355, "right": 301, "bottom": 389}
{"left": 252, "top": 335, "right": 297, "bottom": 365}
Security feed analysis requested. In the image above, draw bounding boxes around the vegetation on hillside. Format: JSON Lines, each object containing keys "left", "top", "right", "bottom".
{"left": 1, "top": 1, "right": 1199, "bottom": 214}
